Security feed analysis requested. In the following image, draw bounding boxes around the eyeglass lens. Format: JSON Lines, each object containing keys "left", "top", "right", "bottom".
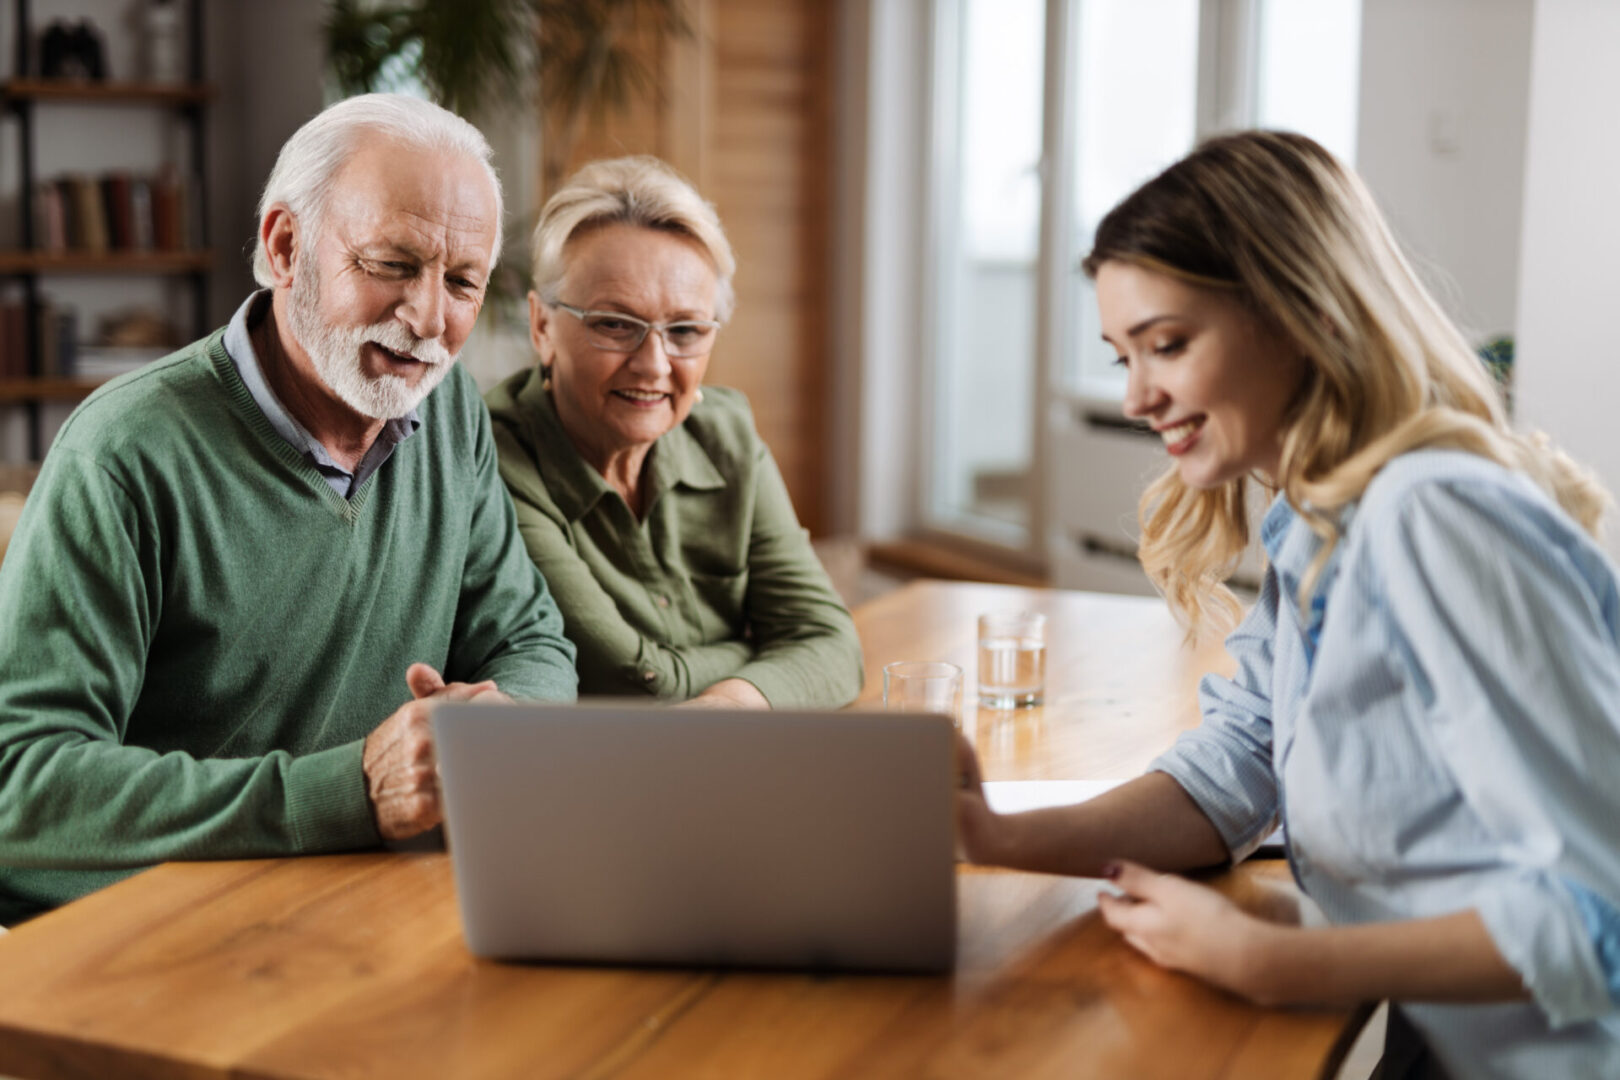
{"left": 580, "top": 312, "right": 717, "bottom": 357}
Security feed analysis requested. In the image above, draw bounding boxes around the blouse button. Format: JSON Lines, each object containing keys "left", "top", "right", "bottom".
{"left": 655, "top": 595, "right": 670, "bottom": 608}
{"left": 643, "top": 671, "right": 657, "bottom": 683}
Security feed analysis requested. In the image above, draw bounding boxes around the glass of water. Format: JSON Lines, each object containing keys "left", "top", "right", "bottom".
{"left": 883, "top": 661, "right": 964, "bottom": 725}
{"left": 977, "top": 612, "right": 1047, "bottom": 707}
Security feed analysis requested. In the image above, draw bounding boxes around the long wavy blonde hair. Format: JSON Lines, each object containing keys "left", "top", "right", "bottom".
{"left": 1081, "top": 130, "right": 1608, "bottom": 634}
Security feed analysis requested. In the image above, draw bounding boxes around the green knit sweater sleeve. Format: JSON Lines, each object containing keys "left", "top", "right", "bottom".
{"left": 0, "top": 446, "right": 377, "bottom": 872}
{"left": 445, "top": 383, "right": 578, "bottom": 702}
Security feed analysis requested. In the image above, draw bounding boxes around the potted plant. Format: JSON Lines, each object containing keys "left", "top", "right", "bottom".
{"left": 323, "top": 0, "right": 690, "bottom": 194}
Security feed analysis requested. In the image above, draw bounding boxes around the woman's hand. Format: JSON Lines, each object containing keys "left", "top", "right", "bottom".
{"left": 678, "top": 678, "right": 770, "bottom": 710}
{"left": 1099, "top": 861, "right": 1530, "bottom": 1008}
{"left": 1096, "top": 860, "right": 1281, "bottom": 1003}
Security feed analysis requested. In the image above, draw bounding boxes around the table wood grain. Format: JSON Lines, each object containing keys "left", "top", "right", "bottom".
{"left": 0, "top": 581, "right": 1364, "bottom": 1080}
{"left": 854, "top": 580, "right": 1234, "bottom": 778}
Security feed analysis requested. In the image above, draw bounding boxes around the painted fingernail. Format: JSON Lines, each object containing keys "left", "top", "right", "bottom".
{"left": 1101, "top": 862, "right": 1121, "bottom": 880}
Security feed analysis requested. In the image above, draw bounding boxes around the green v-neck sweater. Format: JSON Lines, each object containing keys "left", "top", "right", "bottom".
{"left": 0, "top": 331, "right": 577, "bottom": 923}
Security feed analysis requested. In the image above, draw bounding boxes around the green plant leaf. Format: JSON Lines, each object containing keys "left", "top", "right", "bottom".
{"left": 323, "top": 0, "right": 418, "bottom": 97}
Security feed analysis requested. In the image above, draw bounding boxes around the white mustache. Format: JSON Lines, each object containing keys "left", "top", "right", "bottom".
{"left": 366, "top": 321, "right": 454, "bottom": 367}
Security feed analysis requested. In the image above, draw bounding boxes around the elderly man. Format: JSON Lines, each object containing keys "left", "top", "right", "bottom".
{"left": 0, "top": 94, "right": 577, "bottom": 926}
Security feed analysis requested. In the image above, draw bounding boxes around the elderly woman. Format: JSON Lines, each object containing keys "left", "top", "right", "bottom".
{"left": 956, "top": 131, "right": 1620, "bottom": 1076}
{"left": 485, "top": 156, "right": 862, "bottom": 709}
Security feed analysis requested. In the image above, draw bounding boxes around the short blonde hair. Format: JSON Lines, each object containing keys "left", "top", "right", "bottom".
{"left": 1084, "top": 130, "right": 1608, "bottom": 633}
{"left": 531, "top": 156, "right": 736, "bottom": 320}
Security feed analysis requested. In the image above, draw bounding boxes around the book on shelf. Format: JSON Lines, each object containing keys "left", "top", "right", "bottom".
{"left": 0, "top": 300, "right": 23, "bottom": 378}
{"left": 48, "top": 308, "right": 79, "bottom": 377}
{"left": 32, "top": 182, "right": 67, "bottom": 251}
{"left": 151, "top": 165, "right": 194, "bottom": 251}
{"left": 129, "top": 179, "right": 154, "bottom": 250}
{"left": 102, "top": 173, "right": 133, "bottom": 250}
{"left": 27, "top": 167, "right": 197, "bottom": 255}
{"left": 0, "top": 299, "right": 79, "bottom": 379}
{"left": 72, "top": 177, "right": 109, "bottom": 253}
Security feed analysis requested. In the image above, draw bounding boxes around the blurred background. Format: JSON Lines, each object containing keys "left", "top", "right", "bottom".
{"left": 1, "top": 0, "right": 1615, "bottom": 593}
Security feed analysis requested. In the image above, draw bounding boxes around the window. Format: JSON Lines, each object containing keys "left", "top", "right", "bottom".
{"left": 1067, "top": 0, "right": 1202, "bottom": 395}
{"left": 927, "top": 0, "right": 1046, "bottom": 542}
{"left": 1256, "top": 1, "right": 1361, "bottom": 165}
{"left": 913, "top": 0, "right": 1362, "bottom": 563}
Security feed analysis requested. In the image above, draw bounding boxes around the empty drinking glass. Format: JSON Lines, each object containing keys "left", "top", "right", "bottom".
{"left": 882, "top": 661, "right": 964, "bottom": 725}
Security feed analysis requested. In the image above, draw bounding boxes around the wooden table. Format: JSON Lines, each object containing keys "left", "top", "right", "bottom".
{"left": 0, "top": 581, "right": 1365, "bottom": 1079}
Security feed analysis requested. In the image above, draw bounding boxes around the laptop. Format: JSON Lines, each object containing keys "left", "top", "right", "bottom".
{"left": 432, "top": 702, "right": 958, "bottom": 973}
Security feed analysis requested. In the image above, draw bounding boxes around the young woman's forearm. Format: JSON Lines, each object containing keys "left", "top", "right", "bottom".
{"left": 1249, "top": 910, "right": 1526, "bottom": 1007}
{"left": 991, "top": 771, "right": 1230, "bottom": 877}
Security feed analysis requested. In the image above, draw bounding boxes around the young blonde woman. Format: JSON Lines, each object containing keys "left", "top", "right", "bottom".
{"left": 956, "top": 130, "right": 1620, "bottom": 1077}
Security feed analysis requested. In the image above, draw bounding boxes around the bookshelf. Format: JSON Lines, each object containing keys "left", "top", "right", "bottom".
{"left": 1, "top": 77, "right": 212, "bottom": 104}
{"left": 0, "top": 249, "right": 213, "bottom": 274}
{"left": 1, "top": 0, "right": 211, "bottom": 459}
{"left": 0, "top": 376, "right": 107, "bottom": 402}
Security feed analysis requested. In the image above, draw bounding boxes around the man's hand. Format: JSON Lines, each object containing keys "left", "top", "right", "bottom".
{"left": 361, "top": 663, "right": 509, "bottom": 841}
{"left": 1096, "top": 860, "right": 1281, "bottom": 1003}
{"left": 402, "top": 663, "right": 510, "bottom": 704}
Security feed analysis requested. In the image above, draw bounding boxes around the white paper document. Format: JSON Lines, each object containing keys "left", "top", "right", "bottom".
{"left": 982, "top": 779, "right": 1126, "bottom": 815}
{"left": 981, "top": 779, "right": 1286, "bottom": 852}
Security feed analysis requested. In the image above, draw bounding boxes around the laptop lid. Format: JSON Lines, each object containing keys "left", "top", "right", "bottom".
{"left": 433, "top": 702, "right": 958, "bottom": 973}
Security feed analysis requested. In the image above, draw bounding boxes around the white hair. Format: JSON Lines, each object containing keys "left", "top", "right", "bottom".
{"left": 533, "top": 156, "right": 736, "bottom": 321}
{"left": 252, "top": 93, "right": 503, "bottom": 286}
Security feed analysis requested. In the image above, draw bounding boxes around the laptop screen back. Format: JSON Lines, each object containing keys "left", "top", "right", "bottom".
{"left": 434, "top": 703, "right": 957, "bottom": 972}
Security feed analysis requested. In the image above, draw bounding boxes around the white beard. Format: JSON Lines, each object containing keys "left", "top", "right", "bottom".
{"left": 288, "top": 262, "right": 456, "bottom": 421}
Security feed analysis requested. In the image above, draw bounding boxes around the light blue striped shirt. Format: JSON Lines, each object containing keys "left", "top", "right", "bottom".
{"left": 1152, "top": 449, "right": 1620, "bottom": 1078}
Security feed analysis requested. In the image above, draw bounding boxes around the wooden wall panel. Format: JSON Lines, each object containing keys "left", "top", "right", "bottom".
{"left": 704, "top": 0, "right": 832, "bottom": 534}
{"left": 543, "top": 0, "right": 833, "bottom": 534}
{"left": 559, "top": 16, "right": 670, "bottom": 179}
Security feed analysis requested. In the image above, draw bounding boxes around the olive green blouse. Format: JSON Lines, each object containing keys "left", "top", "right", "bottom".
{"left": 485, "top": 367, "right": 863, "bottom": 707}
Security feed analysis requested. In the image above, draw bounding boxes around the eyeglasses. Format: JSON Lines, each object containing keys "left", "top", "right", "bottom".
{"left": 551, "top": 300, "right": 722, "bottom": 358}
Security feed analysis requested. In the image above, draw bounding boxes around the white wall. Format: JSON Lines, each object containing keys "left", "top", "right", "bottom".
{"left": 835, "top": 0, "right": 929, "bottom": 542}
{"left": 225, "top": 0, "right": 328, "bottom": 312}
{"left": 1354, "top": 0, "right": 1535, "bottom": 340}
{"left": 1513, "top": 0, "right": 1620, "bottom": 561}
{"left": 459, "top": 106, "right": 543, "bottom": 393}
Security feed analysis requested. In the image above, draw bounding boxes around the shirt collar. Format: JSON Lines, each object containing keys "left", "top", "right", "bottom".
{"left": 514, "top": 367, "right": 725, "bottom": 522}
{"left": 221, "top": 289, "right": 422, "bottom": 473}
{"left": 1259, "top": 490, "right": 1303, "bottom": 562}
{"left": 643, "top": 412, "right": 727, "bottom": 505}
{"left": 1259, "top": 491, "right": 1355, "bottom": 652}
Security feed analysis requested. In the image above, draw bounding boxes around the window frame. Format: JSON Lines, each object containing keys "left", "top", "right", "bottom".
{"left": 904, "top": 0, "right": 1265, "bottom": 568}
